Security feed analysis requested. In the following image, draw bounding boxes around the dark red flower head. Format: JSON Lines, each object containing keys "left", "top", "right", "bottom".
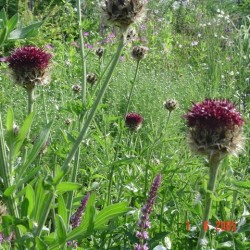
{"left": 125, "top": 113, "right": 143, "bottom": 131}
{"left": 7, "top": 46, "right": 52, "bottom": 70}
{"left": 185, "top": 99, "right": 244, "bottom": 130}
{"left": 184, "top": 99, "right": 244, "bottom": 158}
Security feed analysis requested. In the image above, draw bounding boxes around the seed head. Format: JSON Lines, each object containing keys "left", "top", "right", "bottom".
{"left": 131, "top": 46, "right": 148, "bottom": 60}
{"left": 72, "top": 84, "right": 81, "bottom": 93}
{"left": 125, "top": 113, "right": 143, "bottom": 131}
{"left": 184, "top": 99, "right": 244, "bottom": 157}
{"left": 95, "top": 48, "right": 104, "bottom": 58}
{"left": 87, "top": 73, "right": 98, "bottom": 85}
{"left": 163, "top": 99, "right": 178, "bottom": 112}
{"left": 7, "top": 46, "right": 52, "bottom": 89}
{"left": 65, "top": 118, "right": 72, "bottom": 126}
{"left": 103, "top": 0, "right": 146, "bottom": 29}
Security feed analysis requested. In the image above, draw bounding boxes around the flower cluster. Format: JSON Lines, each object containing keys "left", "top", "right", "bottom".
{"left": 7, "top": 46, "right": 52, "bottom": 89}
{"left": 184, "top": 99, "right": 244, "bottom": 157}
{"left": 135, "top": 174, "right": 162, "bottom": 250}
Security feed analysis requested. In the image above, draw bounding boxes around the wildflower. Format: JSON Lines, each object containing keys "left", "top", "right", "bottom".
{"left": 131, "top": 46, "right": 148, "bottom": 61}
{"left": 125, "top": 113, "right": 143, "bottom": 131}
{"left": 190, "top": 41, "right": 199, "bottom": 46}
{"left": 13, "top": 123, "right": 19, "bottom": 136}
{"left": 7, "top": 46, "right": 52, "bottom": 90}
{"left": 72, "top": 84, "right": 81, "bottom": 93}
{"left": 70, "top": 193, "right": 90, "bottom": 229}
{"left": 87, "top": 73, "right": 98, "bottom": 85}
{"left": 135, "top": 174, "right": 162, "bottom": 250}
{"left": 68, "top": 193, "right": 90, "bottom": 248}
{"left": 103, "top": 0, "right": 146, "bottom": 29}
{"left": 95, "top": 47, "right": 104, "bottom": 58}
{"left": 163, "top": 99, "right": 178, "bottom": 112}
{"left": 184, "top": 99, "right": 244, "bottom": 159}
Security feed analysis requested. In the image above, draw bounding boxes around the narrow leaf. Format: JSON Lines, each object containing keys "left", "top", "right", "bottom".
{"left": 55, "top": 215, "right": 67, "bottom": 245}
{"left": 94, "top": 202, "right": 131, "bottom": 230}
{"left": 56, "top": 182, "right": 82, "bottom": 193}
{"left": 233, "top": 181, "right": 250, "bottom": 190}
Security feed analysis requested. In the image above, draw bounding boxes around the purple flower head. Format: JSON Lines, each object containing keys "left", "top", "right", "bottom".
{"left": 185, "top": 99, "right": 244, "bottom": 130}
{"left": 7, "top": 46, "right": 52, "bottom": 70}
{"left": 83, "top": 32, "right": 89, "bottom": 37}
{"left": 7, "top": 46, "right": 52, "bottom": 88}
{"left": 125, "top": 113, "right": 143, "bottom": 131}
{"left": 184, "top": 99, "right": 244, "bottom": 157}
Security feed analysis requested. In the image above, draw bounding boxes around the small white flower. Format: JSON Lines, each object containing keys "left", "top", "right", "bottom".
{"left": 164, "top": 236, "right": 172, "bottom": 249}
{"left": 191, "top": 41, "right": 199, "bottom": 46}
{"left": 229, "top": 71, "right": 234, "bottom": 76}
{"left": 153, "top": 245, "right": 167, "bottom": 250}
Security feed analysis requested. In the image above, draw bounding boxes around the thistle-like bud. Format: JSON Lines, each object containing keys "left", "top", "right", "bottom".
{"left": 125, "top": 113, "right": 143, "bottom": 131}
{"left": 103, "top": 0, "right": 146, "bottom": 29}
{"left": 87, "top": 73, "right": 98, "bottom": 85}
{"left": 13, "top": 123, "right": 19, "bottom": 136}
{"left": 7, "top": 46, "right": 52, "bottom": 90}
{"left": 163, "top": 99, "right": 178, "bottom": 112}
{"left": 65, "top": 118, "right": 72, "bottom": 126}
{"left": 131, "top": 45, "right": 148, "bottom": 60}
{"left": 184, "top": 99, "right": 244, "bottom": 158}
{"left": 72, "top": 84, "right": 81, "bottom": 93}
{"left": 95, "top": 48, "right": 104, "bottom": 58}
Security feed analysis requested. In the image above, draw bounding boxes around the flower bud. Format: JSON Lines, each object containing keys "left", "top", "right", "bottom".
{"left": 131, "top": 46, "right": 148, "bottom": 60}
{"left": 163, "top": 99, "right": 178, "bottom": 112}
{"left": 87, "top": 73, "right": 98, "bottom": 85}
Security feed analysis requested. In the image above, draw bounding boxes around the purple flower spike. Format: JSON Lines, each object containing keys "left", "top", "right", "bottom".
{"left": 135, "top": 174, "right": 162, "bottom": 249}
{"left": 70, "top": 193, "right": 90, "bottom": 229}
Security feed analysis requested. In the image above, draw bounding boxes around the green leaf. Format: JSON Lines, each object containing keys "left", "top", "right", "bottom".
{"left": 94, "top": 202, "right": 131, "bottom": 230}
{"left": 58, "top": 195, "right": 67, "bottom": 225}
{"left": 3, "top": 185, "right": 16, "bottom": 197}
{"left": 13, "top": 112, "right": 34, "bottom": 160}
{"left": 0, "top": 27, "right": 8, "bottom": 47}
{"left": 17, "top": 121, "right": 53, "bottom": 182}
{"left": 237, "top": 223, "right": 250, "bottom": 233}
{"left": 25, "top": 184, "right": 35, "bottom": 218}
{"left": 56, "top": 182, "right": 82, "bottom": 193}
{"left": 233, "top": 181, "right": 250, "bottom": 190}
{"left": 55, "top": 215, "right": 67, "bottom": 245}
{"left": 7, "top": 13, "right": 18, "bottom": 32}
{"left": 35, "top": 237, "right": 48, "bottom": 250}
{"left": 8, "top": 21, "right": 43, "bottom": 40}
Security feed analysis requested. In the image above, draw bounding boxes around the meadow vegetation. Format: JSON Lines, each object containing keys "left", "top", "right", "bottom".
{"left": 0, "top": 0, "right": 249, "bottom": 249}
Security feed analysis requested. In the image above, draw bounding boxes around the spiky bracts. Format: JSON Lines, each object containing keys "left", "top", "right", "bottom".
{"left": 184, "top": 99, "right": 244, "bottom": 158}
{"left": 103, "top": 0, "right": 146, "bottom": 29}
{"left": 131, "top": 45, "right": 148, "bottom": 60}
{"left": 125, "top": 113, "right": 143, "bottom": 131}
{"left": 135, "top": 174, "right": 162, "bottom": 250}
{"left": 7, "top": 46, "right": 52, "bottom": 89}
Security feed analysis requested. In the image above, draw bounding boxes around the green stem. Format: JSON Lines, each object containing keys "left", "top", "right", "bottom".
{"left": 197, "top": 154, "right": 221, "bottom": 249}
{"left": 124, "top": 60, "right": 140, "bottom": 115}
{"left": 27, "top": 87, "right": 35, "bottom": 115}
{"left": 0, "top": 116, "right": 23, "bottom": 247}
{"left": 77, "top": 0, "right": 87, "bottom": 104}
{"left": 55, "top": 31, "right": 126, "bottom": 184}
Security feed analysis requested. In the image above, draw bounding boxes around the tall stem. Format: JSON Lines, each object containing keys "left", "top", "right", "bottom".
{"left": 124, "top": 60, "right": 140, "bottom": 115}
{"left": 27, "top": 87, "right": 35, "bottom": 115}
{"left": 77, "top": 0, "right": 87, "bottom": 104}
{"left": 55, "top": 31, "right": 127, "bottom": 184}
{"left": 197, "top": 154, "right": 221, "bottom": 249}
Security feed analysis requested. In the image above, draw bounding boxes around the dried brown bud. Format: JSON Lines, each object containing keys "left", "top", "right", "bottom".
{"left": 103, "top": 0, "right": 146, "bottom": 29}
{"left": 72, "top": 84, "right": 81, "bottom": 93}
{"left": 87, "top": 73, "right": 97, "bottom": 85}
{"left": 65, "top": 118, "right": 72, "bottom": 126}
{"left": 163, "top": 99, "right": 178, "bottom": 112}
{"left": 95, "top": 48, "right": 104, "bottom": 58}
{"left": 131, "top": 45, "right": 148, "bottom": 60}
